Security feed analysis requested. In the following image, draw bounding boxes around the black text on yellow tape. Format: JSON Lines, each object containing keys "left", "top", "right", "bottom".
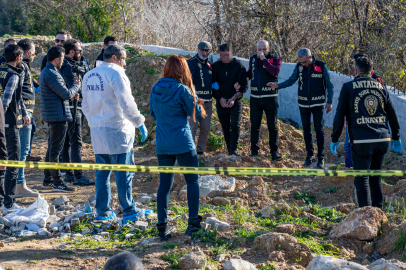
{"left": 0, "top": 160, "right": 404, "bottom": 177}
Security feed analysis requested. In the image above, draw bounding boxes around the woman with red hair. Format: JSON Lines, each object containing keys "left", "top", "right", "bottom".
{"left": 150, "top": 55, "right": 206, "bottom": 241}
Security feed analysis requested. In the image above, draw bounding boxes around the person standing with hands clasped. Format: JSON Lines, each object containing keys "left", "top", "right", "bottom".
{"left": 247, "top": 40, "right": 282, "bottom": 160}
{"left": 269, "top": 48, "right": 334, "bottom": 168}
{"left": 331, "top": 57, "right": 401, "bottom": 209}
{"left": 150, "top": 55, "right": 206, "bottom": 241}
{"left": 212, "top": 44, "right": 248, "bottom": 156}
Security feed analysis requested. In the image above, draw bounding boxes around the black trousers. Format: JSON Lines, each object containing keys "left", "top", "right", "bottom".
{"left": 61, "top": 110, "right": 83, "bottom": 179}
{"left": 2, "top": 128, "right": 20, "bottom": 207}
{"left": 351, "top": 141, "right": 389, "bottom": 208}
{"left": 299, "top": 106, "right": 325, "bottom": 158}
{"left": 44, "top": 121, "right": 68, "bottom": 185}
{"left": 216, "top": 99, "right": 242, "bottom": 154}
{"left": 250, "top": 97, "right": 278, "bottom": 154}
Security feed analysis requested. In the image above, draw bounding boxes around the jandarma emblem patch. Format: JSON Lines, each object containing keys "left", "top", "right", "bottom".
{"left": 364, "top": 95, "right": 378, "bottom": 116}
{"left": 197, "top": 63, "right": 202, "bottom": 68}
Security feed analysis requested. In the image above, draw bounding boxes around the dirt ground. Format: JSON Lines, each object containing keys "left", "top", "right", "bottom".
{"left": 0, "top": 37, "right": 405, "bottom": 270}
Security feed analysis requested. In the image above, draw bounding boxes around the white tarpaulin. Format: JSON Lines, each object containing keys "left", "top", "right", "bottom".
{"left": 5, "top": 196, "right": 49, "bottom": 227}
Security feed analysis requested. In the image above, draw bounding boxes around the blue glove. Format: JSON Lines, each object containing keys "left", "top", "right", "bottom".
{"left": 330, "top": 142, "right": 339, "bottom": 155}
{"left": 392, "top": 139, "right": 402, "bottom": 153}
{"left": 34, "top": 87, "right": 40, "bottom": 94}
{"left": 139, "top": 124, "right": 148, "bottom": 143}
{"left": 212, "top": 82, "right": 219, "bottom": 90}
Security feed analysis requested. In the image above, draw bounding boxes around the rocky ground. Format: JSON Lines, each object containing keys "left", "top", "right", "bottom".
{"left": 0, "top": 36, "right": 406, "bottom": 270}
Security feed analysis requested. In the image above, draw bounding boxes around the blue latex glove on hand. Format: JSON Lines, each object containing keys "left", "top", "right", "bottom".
{"left": 212, "top": 82, "right": 219, "bottom": 90}
{"left": 139, "top": 124, "right": 148, "bottom": 143}
{"left": 34, "top": 87, "right": 40, "bottom": 94}
{"left": 330, "top": 142, "right": 339, "bottom": 155}
{"left": 392, "top": 139, "right": 402, "bottom": 153}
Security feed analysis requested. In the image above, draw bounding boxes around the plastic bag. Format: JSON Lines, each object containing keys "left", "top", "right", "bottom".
{"left": 5, "top": 196, "right": 49, "bottom": 227}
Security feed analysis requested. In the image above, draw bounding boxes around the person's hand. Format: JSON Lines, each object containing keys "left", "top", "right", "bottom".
{"left": 226, "top": 98, "right": 235, "bottom": 108}
{"left": 234, "top": 82, "right": 241, "bottom": 91}
{"left": 325, "top": 103, "right": 332, "bottom": 113}
{"left": 23, "top": 115, "right": 31, "bottom": 126}
{"left": 267, "top": 82, "right": 279, "bottom": 89}
{"left": 138, "top": 124, "right": 148, "bottom": 143}
{"left": 212, "top": 82, "right": 219, "bottom": 90}
{"left": 392, "top": 139, "right": 402, "bottom": 153}
{"left": 0, "top": 166, "right": 6, "bottom": 171}
{"left": 257, "top": 52, "right": 265, "bottom": 60}
{"left": 71, "top": 93, "right": 80, "bottom": 101}
{"left": 74, "top": 77, "right": 81, "bottom": 87}
{"left": 220, "top": 98, "right": 228, "bottom": 108}
{"left": 330, "top": 141, "right": 339, "bottom": 155}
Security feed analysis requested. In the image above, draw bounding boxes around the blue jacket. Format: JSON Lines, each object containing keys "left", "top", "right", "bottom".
{"left": 39, "top": 62, "right": 80, "bottom": 122}
{"left": 150, "top": 78, "right": 201, "bottom": 155}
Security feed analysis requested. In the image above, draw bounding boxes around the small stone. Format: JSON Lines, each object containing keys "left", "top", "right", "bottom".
{"left": 362, "top": 259, "right": 370, "bottom": 265}
{"left": 200, "top": 222, "right": 211, "bottom": 230}
{"left": 125, "top": 233, "right": 134, "bottom": 239}
{"left": 205, "top": 217, "right": 230, "bottom": 232}
{"left": 0, "top": 217, "right": 13, "bottom": 228}
{"left": 47, "top": 215, "right": 59, "bottom": 225}
{"left": 64, "top": 224, "right": 71, "bottom": 233}
{"left": 178, "top": 251, "right": 206, "bottom": 269}
{"left": 52, "top": 196, "right": 69, "bottom": 207}
{"left": 134, "top": 221, "right": 148, "bottom": 231}
{"left": 140, "top": 196, "right": 152, "bottom": 204}
{"left": 224, "top": 259, "right": 257, "bottom": 270}
{"left": 49, "top": 205, "right": 56, "bottom": 215}
{"left": 0, "top": 242, "right": 4, "bottom": 247}
{"left": 101, "top": 232, "right": 109, "bottom": 237}
{"left": 71, "top": 218, "right": 80, "bottom": 227}
{"left": 150, "top": 193, "right": 157, "bottom": 202}
{"left": 93, "top": 235, "right": 104, "bottom": 241}
{"left": 212, "top": 197, "right": 230, "bottom": 206}
{"left": 362, "top": 243, "right": 374, "bottom": 254}
{"left": 275, "top": 223, "right": 295, "bottom": 234}
{"left": 49, "top": 222, "right": 60, "bottom": 228}
{"left": 303, "top": 206, "right": 311, "bottom": 212}
{"left": 216, "top": 253, "right": 227, "bottom": 262}
{"left": 139, "top": 237, "right": 159, "bottom": 246}
{"left": 60, "top": 233, "right": 70, "bottom": 239}
{"left": 58, "top": 244, "right": 67, "bottom": 249}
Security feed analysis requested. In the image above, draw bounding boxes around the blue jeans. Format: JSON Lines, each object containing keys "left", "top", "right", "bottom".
{"left": 95, "top": 149, "right": 138, "bottom": 217}
{"left": 157, "top": 150, "right": 199, "bottom": 224}
{"left": 28, "top": 116, "right": 36, "bottom": 156}
{"left": 344, "top": 126, "right": 353, "bottom": 168}
{"left": 17, "top": 112, "right": 33, "bottom": 184}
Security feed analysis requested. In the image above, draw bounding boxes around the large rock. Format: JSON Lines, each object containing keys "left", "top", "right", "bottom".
{"left": 306, "top": 255, "right": 368, "bottom": 270}
{"left": 52, "top": 196, "right": 69, "bottom": 207}
{"left": 178, "top": 251, "right": 206, "bottom": 269}
{"left": 254, "top": 232, "right": 313, "bottom": 266}
{"left": 368, "top": 258, "right": 406, "bottom": 270}
{"left": 260, "top": 200, "right": 291, "bottom": 218}
{"left": 181, "top": 175, "right": 235, "bottom": 196}
{"left": 377, "top": 221, "right": 406, "bottom": 255}
{"left": 329, "top": 206, "right": 387, "bottom": 241}
{"left": 223, "top": 259, "right": 257, "bottom": 270}
{"left": 205, "top": 217, "right": 230, "bottom": 232}
{"left": 212, "top": 197, "right": 230, "bottom": 206}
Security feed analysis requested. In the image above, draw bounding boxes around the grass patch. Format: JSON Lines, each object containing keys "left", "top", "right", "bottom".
{"left": 192, "top": 229, "right": 229, "bottom": 246}
{"left": 311, "top": 205, "right": 345, "bottom": 223}
{"left": 162, "top": 247, "right": 186, "bottom": 269}
{"left": 294, "top": 191, "right": 316, "bottom": 204}
{"left": 324, "top": 186, "right": 339, "bottom": 194}
{"left": 297, "top": 236, "right": 344, "bottom": 257}
{"left": 233, "top": 228, "right": 263, "bottom": 242}
{"left": 207, "top": 131, "right": 225, "bottom": 149}
{"left": 207, "top": 243, "right": 233, "bottom": 255}
{"left": 258, "top": 262, "right": 278, "bottom": 270}
{"left": 162, "top": 243, "right": 177, "bottom": 250}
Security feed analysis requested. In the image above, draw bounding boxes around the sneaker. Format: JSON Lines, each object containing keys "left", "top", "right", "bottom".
{"left": 14, "top": 183, "right": 40, "bottom": 198}
{"left": 26, "top": 155, "right": 42, "bottom": 162}
{"left": 95, "top": 212, "right": 117, "bottom": 221}
{"left": 317, "top": 158, "right": 325, "bottom": 169}
{"left": 64, "top": 175, "right": 75, "bottom": 183}
{"left": 303, "top": 156, "right": 316, "bottom": 167}
{"left": 60, "top": 170, "right": 66, "bottom": 176}
{"left": 123, "top": 209, "right": 153, "bottom": 224}
{"left": 73, "top": 176, "right": 95, "bottom": 186}
{"left": 3, "top": 203, "right": 23, "bottom": 215}
{"left": 52, "top": 182, "right": 75, "bottom": 192}
{"left": 271, "top": 152, "right": 283, "bottom": 161}
{"left": 41, "top": 181, "right": 54, "bottom": 189}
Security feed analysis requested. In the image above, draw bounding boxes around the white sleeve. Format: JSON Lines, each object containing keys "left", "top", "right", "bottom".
{"left": 111, "top": 71, "right": 145, "bottom": 128}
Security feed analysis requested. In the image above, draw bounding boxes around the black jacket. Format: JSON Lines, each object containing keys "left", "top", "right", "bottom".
{"left": 332, "top": 74, "right": 400, "bottom": 144}
{"left": 187, "top": 54, "right": 213, "bottom": 101}
{"left": 41, "top": 55, "right": 48, "bottom": 71}
{"left": 94, "top": 49, "right": 104, "bottom": 67}
{"left": 0, "top": 99, "right": 7, "bottom": 160}
{"left": 212, "top": 58, "right": 248, "bottom": 100}
{"left": 60, "top": 56, "right": 88, "bottom": 110}
{"left": 21, "top": 59, "right": 36, "bottom": 113}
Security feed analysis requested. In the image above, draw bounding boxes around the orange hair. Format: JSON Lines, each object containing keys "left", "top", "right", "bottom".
{"left": 160, "top": 55, "right": 206, "bottom": 121}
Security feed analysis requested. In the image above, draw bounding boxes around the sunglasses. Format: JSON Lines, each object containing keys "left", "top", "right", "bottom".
{"left": 55, "top": 39, "right": 65, "bottom": 44}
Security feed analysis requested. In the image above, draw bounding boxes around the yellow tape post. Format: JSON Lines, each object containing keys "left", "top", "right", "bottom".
{"left": 0, "top": 160, "right": 404, "bottom": 177}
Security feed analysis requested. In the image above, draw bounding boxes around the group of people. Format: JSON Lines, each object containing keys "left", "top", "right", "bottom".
{"left": 0, "top": 31, "right": 402, "bottom": 239}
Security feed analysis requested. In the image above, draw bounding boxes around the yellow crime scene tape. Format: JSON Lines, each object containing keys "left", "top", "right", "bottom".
{"left": 0, "top": 160, "right": 404, "bottom": 177}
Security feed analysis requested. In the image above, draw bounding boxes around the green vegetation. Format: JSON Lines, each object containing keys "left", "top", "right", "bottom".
{"left": 324, "top": 186, "right": 339, "bottom": 194}
{"left": 207, "top": 132, "right": 225, "bottom": 149}
{"left": 162, "top": 243, "right": 177, "bottom": 250}
{"left": 294, "top": 191, "right": 316, "bottom": 204}
{"left": 297, "top": 236, "right": 344, "bottom": 256}
{"left": 258, "top": 262, "right": 278, "bottom": 270}
{"left": 162, "top": 247, "right": 186, "bottom": 269}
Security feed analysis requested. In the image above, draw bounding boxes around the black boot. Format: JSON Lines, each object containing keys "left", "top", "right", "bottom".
{"left": 303, "top": 156, "right": 316, "bottom": 166}
{"left": 185, "top": 215, "right": 204, "bottom": 235}
{"left": 157, "top": 223, "right": 176, "bottom": 241}
{"left": 317, "top": 158, "right": 325, "bottom": 169}
{"left": 271, "top": 152, "right": 283, "bottom": 161}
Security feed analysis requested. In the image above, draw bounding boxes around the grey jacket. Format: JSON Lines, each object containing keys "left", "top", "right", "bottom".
{"left": 39, "top": 62, "right": 80, "bottom": 122}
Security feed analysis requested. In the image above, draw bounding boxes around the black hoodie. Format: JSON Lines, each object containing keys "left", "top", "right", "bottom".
{"left": 212, "top": 58, "right": 248, "bottom": 100}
